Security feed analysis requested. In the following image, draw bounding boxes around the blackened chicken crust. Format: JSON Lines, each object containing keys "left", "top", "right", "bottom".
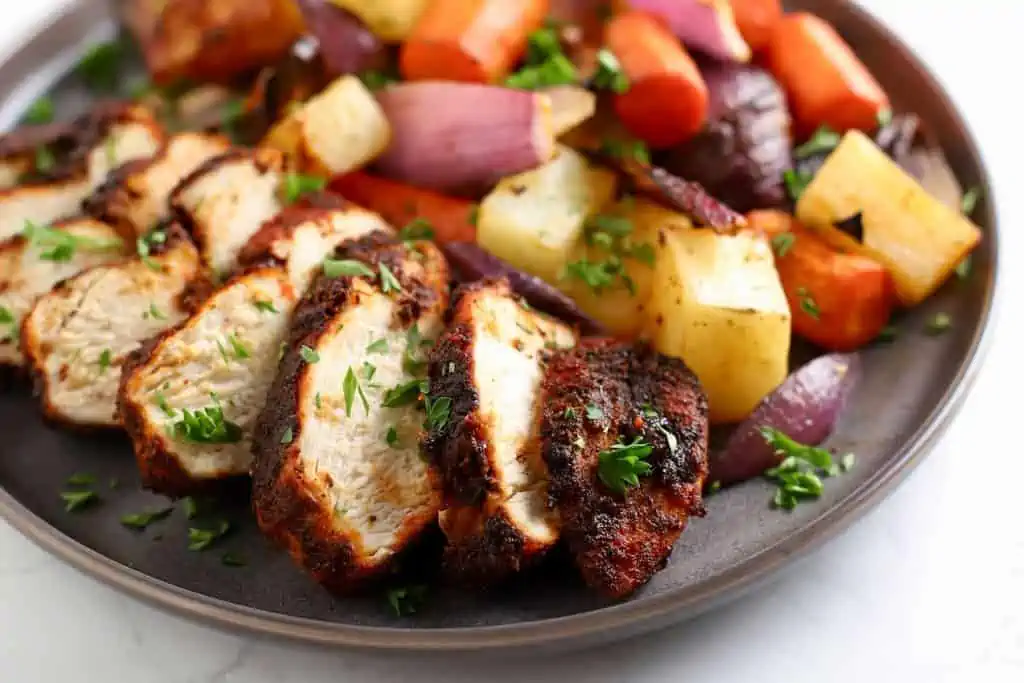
{"left": 251, "top": 233, "right": 448, "bottom": 593}
{"left": 234, "top": 192, "right": 348, "bottom": 269}
{"left": 541, "top": 339, "right": 710, "bottom": 599}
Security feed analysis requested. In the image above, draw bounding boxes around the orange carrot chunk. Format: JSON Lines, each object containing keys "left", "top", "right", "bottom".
{"left": 606, "top": 11, "right": 709, "bottom": 148}
{"left": 729, "top": 0, "right": 782, "bottom": 51}
{"left": 330, "top": 172, "right": 477, "bottom": 244}
{"left": 766, "top": 13, "right": 890, "bottom": 136}
{"left": 749, "top": 210, "right": 895, "bottom": 352}
{"left": 400, "top": 0, "right": 550, "bottom": 83}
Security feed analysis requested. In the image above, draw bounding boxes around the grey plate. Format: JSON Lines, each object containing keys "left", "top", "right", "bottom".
{"left": 0, "top": 0, "right": 1000, "bottom": 653}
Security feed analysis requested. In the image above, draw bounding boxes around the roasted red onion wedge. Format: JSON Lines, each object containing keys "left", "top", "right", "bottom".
{"left": 294, "top": 0, "right": 388, "bottom": 77}
{"left": 441, "top": 242, "right": 605, "bottom": 335}
{"left": 710, "top": 353, "right": 861, "bottom": 486}
{"left": 374, "top": 83, "right": 555, "bottom": 194}
{"left": 620, "top": 0, "right": 751, "bottom": 62}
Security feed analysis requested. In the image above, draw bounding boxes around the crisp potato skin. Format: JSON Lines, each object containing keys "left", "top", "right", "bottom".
{"left": 251, "top": 233, "right": 448, "bottom": 593}
{"left": 541, "top": 339, "right": 710, "bottom": 599}
{"left": 120, "top": 0, "right": 305, "bottom": 85}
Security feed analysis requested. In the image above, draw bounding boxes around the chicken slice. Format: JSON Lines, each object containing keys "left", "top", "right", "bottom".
{"left": 0, "top": 104, "right": 164, "bottom": 241}
{"left": 253, "top": 233, "right": 448, "bottom": 592}
{"left": 119, "top": 199, "right": 391, "bottom": 495}
{"left": 0, "top": 218, "right": 127, "bottom": 368}
{"left": 169, "top": 147, "right": 287, "bottom": 276}
{"left": 84, "top": 132, "right": 229, "bottom": 236}
{"left": 541, "top": 339, "right": 710, "bottom": 599}
{"left": 21, "top": 224, "right": 207, "bottom": 429}
{"left": 425, "top": 279, "right": 577, "bottom": 584}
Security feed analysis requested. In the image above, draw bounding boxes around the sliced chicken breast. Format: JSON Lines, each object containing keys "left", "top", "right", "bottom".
{"left": 253, "top": 233, "right": 448, "bottom": 592}
{"left": 0, "top": 104, "right": 164, "bottom": 241}
{"left": 425, "top": 279, "right": 577, "bottom": 584}
{"left": 170, "top": 147, "right": 287, "bottom": 276}
{"left": 21, "top": 224, "right": 207, "bottom": 429}
{"left": 0, "top": 218, "right": 127, "bottom": 368}
{"left": 84, "top": 132, "right": 229, "bottom": 236}
{"left": 541, "top": 339, "right": 709, "bottom": 599}
{"left": 119, "top": 199, "right": 392, "bottom": 495}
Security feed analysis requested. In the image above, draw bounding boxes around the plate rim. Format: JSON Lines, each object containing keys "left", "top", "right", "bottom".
{"left": 0, "top": 0, "right": 1003, "bottom": 652}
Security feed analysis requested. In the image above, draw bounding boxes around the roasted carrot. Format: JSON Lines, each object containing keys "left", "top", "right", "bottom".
{"left": 748, "top": 210, "right": 895, "bottom": 352}
{"left": 330, "top": 172, "right": 477, "bottom": 243}
{"left": 729, "top": 0, "right": 782, "bottom": 51}
{"left": 400, "top": 0, "right": 550, "bottom": 83}
{"left": 766, "top": 12, "right": 890, "bottom": 136}
{"left": 605, "top": 11, "right": 708, "bottom": 148}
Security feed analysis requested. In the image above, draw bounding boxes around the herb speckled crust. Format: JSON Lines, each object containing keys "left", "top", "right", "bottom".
{"left": 541, "top": 339, "right": 709, "bottom": 599}
{"left": 251, "top": 232, "right": 448, "bottom": 593}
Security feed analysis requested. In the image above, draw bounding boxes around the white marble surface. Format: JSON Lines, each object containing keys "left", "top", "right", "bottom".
{"left": 2, "top": 1, "right": 1023, "bottom": 681}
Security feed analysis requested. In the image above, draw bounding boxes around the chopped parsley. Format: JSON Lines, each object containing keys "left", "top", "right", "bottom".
{"left": 423, "top": 394, "right": 452, "bottom": 432}
{"left": 386, "top": 585, "right": 426, "bottom": 617}
{"left": 793, "top": 125, "right": 841, "bottom": 159}
{"left": 563, "top": 407, "right": 577, "bottom": 419}
{"left": 361, "top": 361, "right": 377, "bottom": 384}
{"left": 154, "top": 392, "right": 175, "bottom": 417}
{"left": 955, "top": 256, "right": 972, "bottom": 280}
{"left": 221, "top": 551, "right": 247, "bottom": 567}
{"left": 591, "top": 48, "right": 629, "bottom": 94}
{"left": 876, "top": 325, "right": 898, "bottom": 344}
{"left": 281, "top": 172, "right": 326, "bottom": 204}
{"left": 599, "top": 137, "right": 651, "bottom": 166}
{"left": 796, "top": 288, "right": 820, "bottom": 319}
{"left": 76, "top": 40, "right": 124, "bottom": 91}
{"left": 0, "top": 306, "right": 13, "bottom": 325}
{"left": 343, "top": 367, "right": 369, "bottom": 417}
{"left": 97, "top": 348, "right": 112, "bottom": 372}
{"left": 378, "top": 263, "right": 402, "bottom": 293}
{"left": 23, "top": 221, "right": 122, "bottom": 262}
{"left": 358, "top": 69, "right": 399, "bottom": 91}
{"left": 171, "top": 403, "right": 242, "bottom": 444}
{"left": 23, "top": 97, "right": 54, "bottom": 125}
{"left": 382, "top": 379, "right": 426, "bottom": 408}
{"left": 188, "top": 520, "right": 231, "bottom": 551}
{"left": 66, "top": 473, "right": 96, "bottom": 486}
{"left": 34, "top": 146, "right": 56, "bottom": 174}
{"left": 761, "top": 427, "right": 852, "bottom": 510}
{"left": 876, "top": 109, "right": 893, "bottom": 128}
{"left": 961, "top": 186, "right": 981, "bottom": 215}
{"left": 585, "top": 404, "right": 604, "bottom": 421}
{"left": 280, "top": 426, "right": 293, "bottom": 444}
{"left": 323, "top": 258, "right": 375, "bottom": 279}
{"left": 182, "top": 496, "right": 198, "bottom": 520}
{"left": 403, "top": 324, "right": 432, "bottom": 374}
{"left": 220, "top": 98, "right": 246, "bottom": 143}
{"left": 146, "top": 303, "right": 166, "bottom": 321}
{"left": 597, "top": 437, "right": 654, "bottom": 495}
{"left": 563, "top": 210, "right": 653, "bottom": 296}
{"left": 366, "top": 338, "right": 389, "bottom": 354}
{"left": 252, "top": 299, "right": 278, "bottom": 313}
{"left": 385, "top": 426, "right": 399, "bottom": 447}
{"left": 398, "top": 218, "right": 434, "bottom": 243}
{"left": 783, "top": 169, "right": 813, "bottom": 202}
{"left": 120, "top": 506, "right": 174, "bottom": 531}
{"left": 771, "top": 232, "right": 796, "bottom": 258}
{"left": 226, "top": 334, "right": 250, "bottom": 360}
{"left": 926, "top": 312, "right": 952, "bottom": 335}
{"left": 299, "top": 346, "right": 320, "bottom": 364}
{"left": 506, "top": 27, "right": 577, "bottom": 90}
{"left": 468, "top": 204, "right": 480, "bottom": 227}
{"left": 136, "top": 228, "right": 167, "bottom": 271}
{"left": 61, "top": 490, "right": 99, "bottom": 512}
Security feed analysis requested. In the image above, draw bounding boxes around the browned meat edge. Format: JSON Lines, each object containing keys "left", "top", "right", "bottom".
{"left": 541, "top": 339, "right": 709, "bottom": 598}
{"left": 20, "top": 223, "right": 209, "bottom": 432}
{"left": 251, "top": 232, "right": 447, "bottom": 593}
{"left": 234, "top": 192, "right": 349, "bottom": 269}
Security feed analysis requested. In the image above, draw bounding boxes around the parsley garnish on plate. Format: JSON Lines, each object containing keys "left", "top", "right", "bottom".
{"left": 61, "top": 490, "right": 99, "bottom": 512}
{"left": 366, "top": 338, "right": 389, "bottom": 354}
{"left": 385, "top": 426, "right": 399, "bottom": 448}
{"left": 299, "top": 345, "right": 320, "bottom": 364}
{"left": 598, "top": 437, "right": 654, "bottom": 494}
{"left": 182, "top": 496, "right": 198, "bottom": 520}
{"left": 66, "top": 472, "right": 95, "bottom": 486}
{"left": 386, "top": 585, "right": 427, "bottom": 617}
{"left": 252, "top": 299, "right": 278, "bottom": 314}
{"left": 281, "top": 172, "right": 326, "bottom": 204}
{"left": 23, "top": 221, "right": 122, "bottom": 262}
{"left": 793, "top": 125, "right": 841, "bottom": 159}
{"left": 398, "top": 218, "right": 434, "bottom": 243}
{"left": 120, "top": 506, "right": 173, "bottom": 531}
{"left": 796, "top": 288, "right": 820, "bottom": 319}
{"left": 76, "top": 40, "right": 124, "bottom": 92}
{"left": 760, "top": 427, "right": 854, "bottom": 510}
{"left": 221, "top": 551, "right": 247, "bottom": 567}
{"left": 323, "top": 259, "right": 375, "bottom": 279}
{"left": 136, "top": 228, "right": 167, "bottom": 271}
{"left": 172, "top": 403, "right": 243, "bottom": 444}
{"left": 378, "top": 263, "right": 402, "bottom": 293}
{"left": 280, "top": 426, "right": 294, "bottom": 445}
{"left": 783, "top": 169, "right": 813, "bottom": 202}
{"left": 599, "top": 137, "right": 651, "bottom": 166}
{"left": 771, "top": 232, "right": 796, "bottom": 258}
{"left": 423, "top": 394, "right": 452, "bottom": 432}
{"left": 925, "top": 312, "right": 952, "bottom": 335}
{"left": 23, "top": 97, "right": 54, "bottom": 125}
{"left": 585, "top": 404, "right": 604, "bottom": 421}
{"left": 506, "top": 27, "right": 578, "bottom": 90}
{"left": 382, "top": 379, "right": 426, "bottom": 408}
{"left": 343, "top": 367, "right": 370, "bottom": 417}
{"left": 591, "top": 49, "right": 630, "bottom": 94}
{"left": 188, "top": 520, "right": 231, "bottom": 551}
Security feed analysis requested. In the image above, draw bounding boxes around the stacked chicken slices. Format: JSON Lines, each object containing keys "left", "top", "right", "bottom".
{"left": 169, "top": 147, "right": 288, "bottom": 276}
{"left": 119, "top": 200, "right": 392, "bottom": 495}
{"left": 424, "top": 280, "right": 576, "bottom": 583}
{"left": 252, "top": 233, "right": 449, "bottom": 591}
{"left": 0, "top": 104, "right": 165, "bottom": 242}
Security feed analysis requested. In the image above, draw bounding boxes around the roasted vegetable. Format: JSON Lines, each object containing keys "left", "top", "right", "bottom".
{"left": 657, "top": 63, "right": 792, "bottom": 213}
{"left": 795, "top": 131, "right": 982, "bottom": 306}
{"left": 374, "top": 82, "right": 556, "bottom": 194}
{"left": 766, "top": 12, "right": 890, "bottom": 136}
{"left": 296, "top": 0, "right": 389, "bottom": 77}
{"left": 619, "top": 0, "right": 751, "bottom": 63}
{"left": 477, "top": 145, "right": 617, "bottom": 283}
{"left": 748, "top": 210, "right": 895, "bottom": 351}
{"left": 729, "top": 0, "right": 783, "bottom": 51}
{"left": 647, "top": 226, "right": 790, "bottom": 424}
{"left": 263, "top": 74, "right": 391, "bottom": 175}
{"left": 118, "top": 0, "right": 305, "bottom": 85}
{"left": 328, "top": 0, "right": 430, "bottom": 42}
{"left": 330, "top": 171, "right": 477, "bottom": 243}
{"left": 605, "top": 11, "right": 709, "bottom": 148}
{"left": 401, "top": 0, "right": 549, "bottom": 83}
